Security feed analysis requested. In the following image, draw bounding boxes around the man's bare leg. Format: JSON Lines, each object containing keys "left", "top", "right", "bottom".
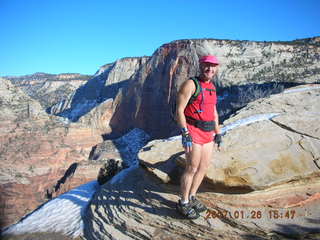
{"left": 180, "top": 143, "right": 202, "bottom": 202}
{"left": 189, "top": 142, "right": 213, "bottom": 197}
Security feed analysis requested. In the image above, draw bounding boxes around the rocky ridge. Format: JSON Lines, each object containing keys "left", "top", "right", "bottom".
{"left": 4, "top": 72, "right": 91, "bottom": 110}
{"left": 29, "top": 38, "right": 320, "bottom": 140}
{"left": 0, "top": 78, "right": 103, "bottom": 229}
{"left": 110, "top": 37, "right": 320, "bottom": 138}
{"left": 49, "top": 57, "right": 149, "bottom": 117}
{"left": 83, "top": 85, "right": 320, "bottom": 239}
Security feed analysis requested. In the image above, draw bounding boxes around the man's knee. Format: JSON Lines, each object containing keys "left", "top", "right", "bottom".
{"left": 186, "top": 165, "right": 198, "bottom": 174}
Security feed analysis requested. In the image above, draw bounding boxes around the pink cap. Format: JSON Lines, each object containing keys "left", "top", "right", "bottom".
{"left": 199, "top": 55, "right": 219, "bottom": 65}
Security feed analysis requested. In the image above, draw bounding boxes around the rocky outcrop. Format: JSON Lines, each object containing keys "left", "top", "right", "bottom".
{"left": 5, "top": 72, "right": 91, "bottom": 110}
{"left": 88, "top": 128, "right": 151, "bottom": 186}
{"left": 48, "top": 57, "right": 150, "bottom": 125}
{"left": 77, "top": 99, "right": 114, "bottom": 134}
{"left": 110, "top": 38, "right": 320, "bottom": 138}
{"left": 19, "top": 38, "right": 318, "bottom": 139}
{"left": 88, "top": 138, "right": 126, "bottom": 185}
{"left": 83, "top": 167, "right": 320, "bottom": 239}
{"left": 205, "top": 86, "right": 320, "bottom": 189}
{"left": 82, "top": 85, "right": 320, "bottom": 239}
{"left": 0, "top": 78, "right": 103, "bottom": 229}
{"left": 139, "top": 85, "right": 320, "bottom": 190}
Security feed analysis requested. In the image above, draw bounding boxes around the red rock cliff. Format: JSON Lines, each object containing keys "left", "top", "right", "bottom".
{"left": 110, "top": 38, "right": 320, "bottom": 138}
{"left": 0, "top": 78, "right": 103, "bottom": 229}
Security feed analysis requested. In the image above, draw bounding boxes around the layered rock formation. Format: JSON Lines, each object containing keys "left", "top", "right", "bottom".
{"left": 5, "top": 72, "right": 91, "bottom": 110}
{"left": 48, "top": 57, "right": 149, "bottom": 124}
{"left": 0, "top": 78, "right": 103, "bottom": 229}
{"left": 110, "top": 37, "right": 320, "bottom": 138}
{"left": 83, "top": 85, "right": 320, "bottom": 239}
{"left": 84, "top": 167, "right": 320, "bottom": 239}
{"left": 30, "top": 38, "right": 319, "bottom": 139}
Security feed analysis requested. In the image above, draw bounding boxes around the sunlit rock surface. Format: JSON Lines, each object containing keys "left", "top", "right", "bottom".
{"left": 83, "top": 85, "right": 320, "bottom": 239}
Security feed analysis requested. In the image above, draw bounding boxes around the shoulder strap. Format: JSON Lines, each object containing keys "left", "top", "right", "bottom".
{"left": 170, "top": 77, "right": 200, "bottom": 123}
{"left": 187, "top": 77, "right": 201, "bottom": 106}
{"left": 190, "top": 77, "right": 201, "bottom": 98}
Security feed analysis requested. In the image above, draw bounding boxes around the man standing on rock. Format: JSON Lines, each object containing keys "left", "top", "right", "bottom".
{"left": 176, "top": 55, "right": 222, "bottom": 219}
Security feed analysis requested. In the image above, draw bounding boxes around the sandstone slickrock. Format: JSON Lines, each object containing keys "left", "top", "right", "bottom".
{"left": 83, "top": 166, "right": 250, "bottom": 240}
{"left": 0, "top": 78, "right": 103, "bottom": 229}
{"left": 139, "top": 85, "right": 320, "bottom": 190}
{"left": 83, "top": 166, "right": 320, "bottom": 240}
{"left": 82, "top": 85, "right": 320, "bottom": 239}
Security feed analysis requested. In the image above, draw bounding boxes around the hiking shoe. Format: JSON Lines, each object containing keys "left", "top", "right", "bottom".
{"left": 176, "top": 200, "right": 200, "bottom": 219}
{"left": 190, "top": 196, "right": 207, "bottom": 213}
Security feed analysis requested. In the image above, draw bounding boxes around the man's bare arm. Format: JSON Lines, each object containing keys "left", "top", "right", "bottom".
{"left": 214, "top": 106, "right": 220, "bottom": 134}
{"left": 176, "top": 80, "right": 195, "bottom": 129}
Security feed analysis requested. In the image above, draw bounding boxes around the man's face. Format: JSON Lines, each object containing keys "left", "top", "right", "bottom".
{"left": 200, "top": 62, "right": 219, "bottom": 81}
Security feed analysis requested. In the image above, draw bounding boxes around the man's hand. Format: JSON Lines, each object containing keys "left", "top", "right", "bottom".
{"left": 181, "top": 128, "right": 192, "bottom": 153}
{"left": 214, "top": 133, "right": 222, "bottom": 150}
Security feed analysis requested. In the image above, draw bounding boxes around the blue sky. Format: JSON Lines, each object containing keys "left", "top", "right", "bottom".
{"left": 1, "top": 0, "right": 319, "bottom": 76}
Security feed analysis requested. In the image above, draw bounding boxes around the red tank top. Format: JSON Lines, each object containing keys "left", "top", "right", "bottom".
{"left": 184, "top": 80, "right": 217, "bottom": 122}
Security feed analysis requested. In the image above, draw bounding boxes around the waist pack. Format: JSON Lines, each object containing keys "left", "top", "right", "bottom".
{"left": 186, "top": 116, "right": 215, "bottom": 132}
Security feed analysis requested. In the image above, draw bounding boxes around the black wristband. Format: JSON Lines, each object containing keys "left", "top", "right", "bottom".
{"left": 181, "top": 127, "right": 188, "bottom": 134}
